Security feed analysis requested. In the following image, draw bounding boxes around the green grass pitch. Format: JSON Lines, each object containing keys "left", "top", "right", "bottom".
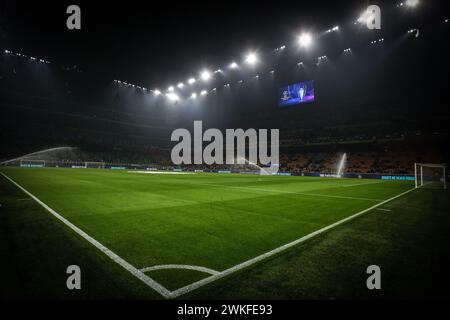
{"left": 0, "top": 167, "right": 423, "bottom": 298}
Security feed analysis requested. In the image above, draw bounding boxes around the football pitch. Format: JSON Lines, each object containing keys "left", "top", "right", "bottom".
{"left": 0, "top": 167, "right": 419, "bottom": 298}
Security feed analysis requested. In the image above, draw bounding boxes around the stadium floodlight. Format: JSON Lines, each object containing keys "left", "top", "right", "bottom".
{"left": 326, "top": 26, "right": 339, "bottom": 33}
{"left": 229, "top": 61, "right": 238, "bottom": 69}
{"left": 177, "top": 82, "right": 184, "bottom": 89}
{"left": 200, "top": 70, "right": 211, "bottom": 81}
{"left": 167, "top": 86, "right": 174, "bottom": 92}
{"left": 407, "top": 28, "right": 420, "bottom": 38}
{"left": 166, "top": 93, "right": 179, "bottom": 101}
{"left": 200, "top": 90, "right": 207, "bottom": 96}
{"left": 298, "top": 33, "right": 312, "bottom": 47}
{"left": 188, "top": 78, "right": 196, "bottom": 84}
{"left": 245, "top": 53, "right": 258, "bottom": 65}
{"left": 5, "top": 49, "right": 10, "bottom": 54}
{"left": 405, "top": 0, "right": 419, "bottom": 7}
{"left": 214, "top": 69, "right": 222, "bottom": 73}
{"left": 269, "top": 70, "right": 275, "bottom": 74}
{"left": 343, "top": 48, "right": 351, "bottom": 52}
{"left": 154, "top": 89, "right": 162, "bottom": 96}
{"left": 191, "top": 92, "right": 197, "bottom": 99}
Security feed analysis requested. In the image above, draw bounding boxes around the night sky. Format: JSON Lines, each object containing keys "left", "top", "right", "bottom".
{"left": 2, "top": 0, "right": 440, "bottom": 88}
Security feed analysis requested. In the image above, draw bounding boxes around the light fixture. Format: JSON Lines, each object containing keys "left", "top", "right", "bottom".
{"left": 200, "top": 70, "right": 211, "bottom": 81}
{"left": 229, "top": 62, "right": 238, "bottom": 69}
{"left": 405, "top": 0, "right": 419, "bottom": 7}
{"left": 245, "top": 53, "right": 258, "bottom": 65}
{"left": 326, "top": 26, "right": 339, "bottom": 33}
{"left": 188, "top": 78, "right": 196, "bottom": 84}
{"left": 166, "top": 93, "right": 179, "bottom": 101}
{"left": 298, "top": 33, "right": 312, "bottom": 47}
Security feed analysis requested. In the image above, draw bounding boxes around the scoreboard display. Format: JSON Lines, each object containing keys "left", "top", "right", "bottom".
{"left": 279, "top": 80, "right": 315, "bottom": 107}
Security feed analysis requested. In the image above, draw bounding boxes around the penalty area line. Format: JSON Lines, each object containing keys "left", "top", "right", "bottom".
{"left": 0, "top": 172, "right": 172, "bottom": 299}
{"left": 168, "top": 187, "right": 417, "bottom": 298}
{"left": 189, "top": 181, "right": 384, "bottom": 202}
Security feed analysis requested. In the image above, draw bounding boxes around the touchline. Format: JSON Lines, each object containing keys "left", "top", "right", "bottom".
{"left": 170, "top": 120, "right": 279, "bottom": 172}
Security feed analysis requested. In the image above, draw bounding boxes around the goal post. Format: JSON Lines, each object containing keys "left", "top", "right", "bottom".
{"left": 85, "top": 161, "right": 105, "bottom": 169}
{"left": 19, "top": 159, "right": 46, "bottom": 168}
{"left": 414, "top": 163, "right": 447, "bottom": 189}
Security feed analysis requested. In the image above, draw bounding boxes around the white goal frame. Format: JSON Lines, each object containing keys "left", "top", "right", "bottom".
{"left": 19, "top": 159, "right": 46, "bottom": 167}
{"left": 414, "top": 163, "right": 447, "bottom": 189}
{"left": 85, "top": 161, "right": 106, "bottom": 169}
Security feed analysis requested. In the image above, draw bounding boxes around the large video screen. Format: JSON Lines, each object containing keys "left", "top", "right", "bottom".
{"left": 278, "top": 80, "right": 315, "bottom": 107}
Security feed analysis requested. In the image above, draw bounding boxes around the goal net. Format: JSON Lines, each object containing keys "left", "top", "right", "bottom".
{"left": 19, "top": 159, "right": 46, "bottom": 167}
{"left": 85, "top": 161, "right": 105, "bottom": 169}
{"left": 415, "top": 163, "right": 447, "bottom": 189}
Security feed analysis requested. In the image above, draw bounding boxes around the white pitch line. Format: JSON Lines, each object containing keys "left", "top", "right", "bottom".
{"left": 0, "top": 171, "right": 417, "bottom": 299}
{"left": 128, "top": 171, "right": 194, "bottom": 175}
{"left": 0, "top": 172, "right": 172, "bottom": 299}
{"left": 189, "top": 182, "right": 384, "bottom": 202}
{"left": 140, "top": 264, "right": 220, "bottom": 276}
{"left": 168, "top": 187, "right": 417, "bottom": 298}
{"left": 342, "top": 181, "right": 382, "bottom": 187}
{"left": 376, "top": 208, "right": 391, "bottom": 212}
